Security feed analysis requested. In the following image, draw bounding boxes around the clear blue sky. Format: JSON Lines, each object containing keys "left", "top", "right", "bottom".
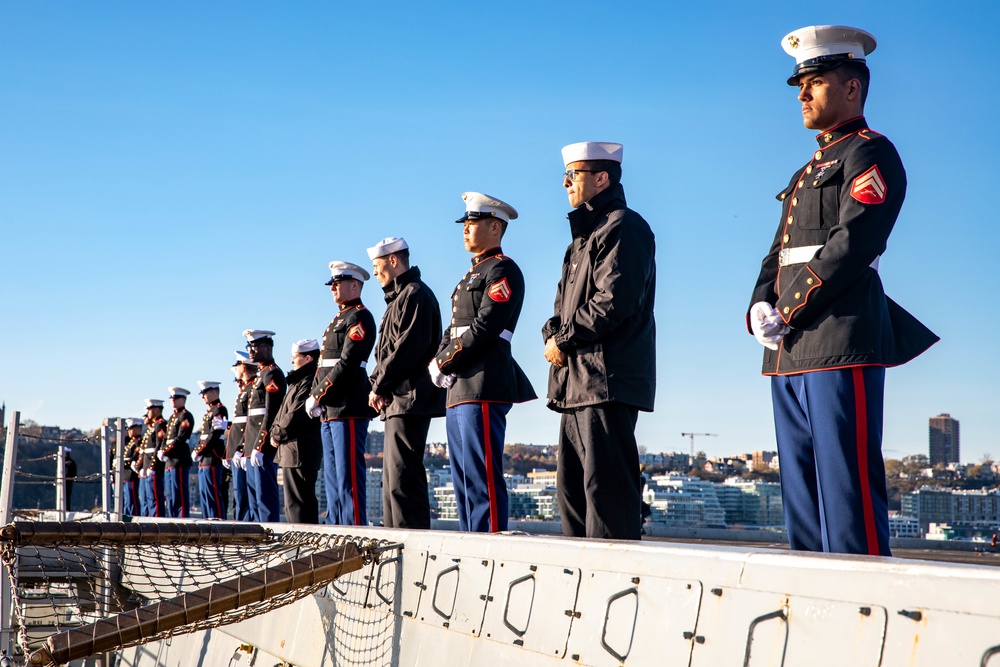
{"left": 2, "top": 2, "right": 997, "bottom": 462}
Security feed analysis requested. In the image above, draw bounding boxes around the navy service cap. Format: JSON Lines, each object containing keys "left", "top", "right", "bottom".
{"left": 144, "top": 399, "right": 164, "bottom": 409}
{"left": 197, "top": 381, "right": 221, "bottom": 394}
{"left": 456, "top": 192, "right": 518, "bottom": 223}
{"left": 782, "top": 25, "right": 876, "bottom": 85}
{"left": 167, "top": 387, "right": 190, "bottom": 399}
{"left": 326, "top": 261, "right": 370, "bottom": 285}
{"left": 233, "top": 350, "right": 259, "bottom": 367}
{"left": 367, "top": 236, "right": 409, "bottom": 260}
{"left": 561, "top": 142, "right": 623, "bottom": 167}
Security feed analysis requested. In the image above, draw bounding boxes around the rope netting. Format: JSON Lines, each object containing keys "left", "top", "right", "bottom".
{"left": 0, "top": 521, "right": 399, "bottom": 666}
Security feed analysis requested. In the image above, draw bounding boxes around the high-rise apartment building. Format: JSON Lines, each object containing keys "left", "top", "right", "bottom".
{"left": 929, "top": 413, "right": 960, "bottom": 465}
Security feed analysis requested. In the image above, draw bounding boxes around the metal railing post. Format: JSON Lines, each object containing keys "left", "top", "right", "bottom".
{"left": 0, "top": 411, "right": 22, "bottom": 657}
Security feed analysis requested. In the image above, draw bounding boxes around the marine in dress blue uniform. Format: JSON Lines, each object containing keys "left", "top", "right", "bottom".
{"left": 243, "top": 329, "right": 286, "bottom": 522}
{"left": 161, "top": 387, "right": 194, "bottom": 518}
{"left": 121, "top": 418, "right": 143, "bottom": 516}
{"left": 194, "top": 381, "right": 228, "bottom": 519}
{"left": 431, "top": 192, "right": 536, "bottom": 533}
{"left": 748, "top": 26, "right": 939, "bottom": 555}
{"left": 139, "top": 399, "right": 166, "bottom": 517}
{"left": 307, "top": 262, "right": 377, "bottom": 526}
{"left": 227, "top": 350, "right": 257, "bottom": 521}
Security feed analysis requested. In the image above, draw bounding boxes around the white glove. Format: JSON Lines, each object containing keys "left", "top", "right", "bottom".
{"left": 222, "top": 458, "right": 231, "bottom": 470}
{"left": 250, "top": 450, "right": 264, "bottom": 468}
{"left": 212, "top": 416, "right": 229, "bottom": 430}
{"left": 305, "top": 396, "right": 323, "bottom": 418}
{"left": 192, "top": 453, "right": 202, "bottom": 464}
{"left": 139, "top": 468, "right": 147, "bottom": 479}
{"left": 131, "top": 461, "right": 141, "bottom": 474}
{"left": 750, "top": 301, "right": 791, "bottom": 351}
{"left": 157, "top": 451, "right": 168, "bottom": 462}
{"left": 233, "top": 450, "right": 246, "bottom": 470}
{"left": 428, "top": 359, "right": 456, "bottom": 389}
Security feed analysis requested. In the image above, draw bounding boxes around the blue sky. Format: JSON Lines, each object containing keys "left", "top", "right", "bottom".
{"left": 2, "top": 2, "right": 997, "bottom": 462}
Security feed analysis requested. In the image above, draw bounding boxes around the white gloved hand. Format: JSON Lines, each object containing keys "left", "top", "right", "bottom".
{"left": 131, "top": 461, "right": 141, "bottom": 474}
{"left": 139, "top": 468, "right": 148, "bottom": 479}
{"left": 192, "top": 453, "right": 202, "bottom": 464}
{"left": 157, "top": 452, "right": 168, "bottom": 463}
{"left": 222, "top": 458, "right": 231, "bottom": 470}
{"left": 750, "top": 301, "right": 791, "bottom": 351}
{"left": 233, "top": 450, "right": 246, "bottom": 471}
{"left": 250, "top": 450, "right": 264, "bottom": 468}
{"left": 305, "top": 396, "right": 323, "bottom": 418}
{"left": 212, "top": 416, "right": 229, "bottom": 430}
{"left": 428, "top": 359, "right": 456, "bottom": 389}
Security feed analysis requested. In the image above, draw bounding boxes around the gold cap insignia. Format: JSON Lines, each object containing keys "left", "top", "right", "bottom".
{"left": 787, "top": 35, "right": 800, "bottom": 49}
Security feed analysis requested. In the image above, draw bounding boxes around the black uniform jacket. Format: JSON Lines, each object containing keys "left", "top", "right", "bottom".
{"left": 162, "top": 408, "right": 194, "bottom": 468}
{"left": 245, "top": 363, "right": 287, "bottom": 456}
{"left": 195, "top": 401, "right": 228, "bottom": 467}
{"left": 141, "top": 417, "right": 166, "bottom": 474}
{"left": 226, "top": 381, "right": 251, "bottom": 459}
{"left": 310, "top": 298, "right": 378, "bottom": 420}
{"left": 542, "top": 184, "right": 657, "bottom": 413}
{"left": 122, "top": 436, "right": 141, "bottom": 482}
{"left": 272, "top": 359, "right": 322, "bottom": 469}
{"left": 748, "top": 117, "right": 938, "bottom": 375}
{"left": 436, "top": 247, "right": 536, "bottom": 407}
{"left": 370, "top": 266, "right": 446, "bottom": 419}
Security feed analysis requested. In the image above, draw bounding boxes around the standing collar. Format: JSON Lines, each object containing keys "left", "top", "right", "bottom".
{"left": 815, "top": 116, "right": 868, "bottom": 147}
{"left": 472, "top": 247, "right": 503, "bottom": 266}
{"left": 568, "top": 183, "right": 627, "bottom": 237}
{"left": 338, "top": 297, "right": 363, "bottom": 311}
{"left": 383, "top": 266, "right": 421, "bottom": 301}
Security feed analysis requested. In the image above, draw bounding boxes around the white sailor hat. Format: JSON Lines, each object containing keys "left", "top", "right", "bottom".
{"left": 233, "top": 350, "right": 259, "bottom": 367}
{"left": 456, "top": 192, "right": 518, "bottom": 223}
{"left": 144, "top": 399, "right": 164, "bottom": 409}
{"left": 561, "top": 142, "right": 624, "bottom": 167}
{"left": 126, "top": 418, "right": 143, "bottom": 429}
{"left": 197, "top": 381, "right": 221, "bottom": 394}
{"left": 325, "top": 261, "right": 371, "bottom": 285}
{"left": 367, "top": 236, "right": 409, "bottom": 260}
{"left": 291, "top": 338, "right": 320, "bottom": 354}
{"left": 782, "top": 25, "right": 876, "bottom": 85}
{"left": 243, "top": 329, "right": 276, "bottom": 343}
{"left": 167, "top": 387, "right": 190, "bottom": 399}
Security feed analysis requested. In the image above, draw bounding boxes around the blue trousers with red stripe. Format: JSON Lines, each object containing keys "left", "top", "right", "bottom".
{"left": 198, "top": 465, "right": 227, "bottom": 519}
{"left": 771, "top": 366, "right": 890, "bottom": 555}
{"left": 230, "top": 461, "right": 250, "bottom": 521}
{"left": 446, "top": 402, "right": 510, "bottom": 533}
{"left": 122, "top": 479, "right": 140, "bottom": 516}
{"left": 140, "top": 472, "right": 164, "bottom": 517}
{"left": 164, "top": 466, "right": 190, "bottom": 518}
{"left": 246, "top": 455, "right": 280, "bottom": 522}
{"left": 320, "top": 419, "right": 368, "bottom": 526}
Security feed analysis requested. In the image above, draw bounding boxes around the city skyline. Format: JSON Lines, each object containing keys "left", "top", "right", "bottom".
{"left": 2, "top": 4, "right": 998, "bottom": 461}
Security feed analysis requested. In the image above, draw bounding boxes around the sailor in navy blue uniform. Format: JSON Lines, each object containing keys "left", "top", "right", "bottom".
{"left": 121, "top": 418, "right": 143, "bottom": 516}
{"left": 748, "top": 26, "right": 938, "bottom": 555}
{"left": 227, "top": 350, "right": 257, "bottom": 521}
{"left": 139, "top": 399, "right": 166, "bottom": 517}
{"left": 160, "top": 387, "right": 194, "bottom": 518}
{"left": 243, "top": 329, "right": 287, "bottom": 522}
{"left": 431, "top": 192, "right": 536, "bottom": 533}
{"left": 306, "top": 261, "right": 377, "bottom": 526}
{"left": 194, "top": 381, "right": 228, "bottom": 519}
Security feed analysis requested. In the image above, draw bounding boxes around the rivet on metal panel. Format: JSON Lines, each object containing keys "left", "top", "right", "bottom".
{"left": 443, "top": 621, "right": 450, "bottom": 628}
{"left": 858, "top": 606, "right": 871, "bottom": 616}
{"left": 530, "top": 565, "right": 537, "bottom": 572}
{"left": 898, "top": 609, "right": 922, "bottom": 622}
{"left": 711, "top": 588, "right": 723, "bottom": 596}
{"left": 430, "top": 554, "right": 437, "bottom": 560}
{"left": 482, "top": 559, "right": 489, "bottom": 566}
{"left": 565, "top": 609, "right": 581, "bottom": 618}
{"left": 686, "top": 584, "right": 692, "bottom": 589}
{"left": 564, "top": 568, "right": 573, "bottom": 575}
{"left": 683, "top": 632, "right": 694, "bottom": 639}
{"left": 631, "top": 577, "right": 640, "bottom": 584}
{"left": 514, "top": 639, "right": 524, "bottom": 646}
{"left": 403, "top": 611, "right": 413, "bottom": 617}
{"left": 571, "top": 654, "right": 580, "bottom": 661}
{"left": 695, "top": 636, "right": 705, "bottom": 644}
{"left": 415, "top": 582, "right": 427, "bottom": 590}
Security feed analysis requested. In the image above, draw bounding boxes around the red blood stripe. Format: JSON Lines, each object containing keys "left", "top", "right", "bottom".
{"left": 482, "top": 403, "right": 499, "bottom": 533}
{"left": 349, "top": 420, "right": 361, "bottom": 526}
{"left": 853, "top": 368, "right": 879, "bottom": 555}
{"left": 212, "top": 467, "right": 223, "bottom": 518}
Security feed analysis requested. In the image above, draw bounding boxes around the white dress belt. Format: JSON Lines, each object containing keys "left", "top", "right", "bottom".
{"left": 779, "top": 245, "right": 880, "bottom": 271}
{"left": 232, "top": 416, "right": 248, "bottom": 424}
{"left": 247, "top": 408, "right": 267, "bottom": 416}
{"left": 452, "top": 326, "right": 513, "bottom": 342}
{"left": 319, "top": 357, "right": 366, "bottom": 368}
{"left": 143, "top": 448, "right": 156, "bottom": 454}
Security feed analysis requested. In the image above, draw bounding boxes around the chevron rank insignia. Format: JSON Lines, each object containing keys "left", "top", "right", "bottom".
{"left": 348, "top": 323, "right": 365, "bottom": 341}
{"left": 266, "top": 380, "right": 280, "bottom": 393}
{"left": 851, "top": 165, "right": 886, "bottom": 204}
{"left": 487, "top": 278, "right": 511, "bottom": 302}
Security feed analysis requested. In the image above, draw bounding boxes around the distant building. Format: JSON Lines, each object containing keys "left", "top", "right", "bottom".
{"left": 433, "top": 483, "right": 457, "bottom": 520}
{"left": 718, "top": 478, "right": 784, "bottom": 528}
{"left": 527, "top": 469, "right": 557, "bottom": 486}
{"left": 644, "top": 474, "right": 726, "bottom": 528}
{"left": 929, "top": 413, "right": 960, "bottom": 465}
{"left": 366, "top": 467, "right": 383, "bottom": 522}
{"left": 888, "top": 514, "right": 919, "bottom": 539}
{"left": 366, "top": 430, "right": 385, "bottom": 456}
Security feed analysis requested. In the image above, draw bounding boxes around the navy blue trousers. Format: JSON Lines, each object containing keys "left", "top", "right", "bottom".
{"left": 163, "top": 466, "right": 190, "bottom": 518}
{"left": 122, "top": 479, "right": 140, "bottom": 516}
{"left": 246, "top": 455, "right": 280, "bottom": 522}
{"left": 230, "top": 462, "right": 251, "bottom": 521}
{"left": 771, "top": 366, "right": 890, "bottom": 555}
{"left": 320, "top": 419, "right": 369, "bottom": 526}
{"left": 198, "top": 465, "right": 227, "bottom": 519}
{"left": 446, "top": 402, "right": 510, "bottom": 533}
{"left": 140, "top": 472, "right": 164, "bottom": 517}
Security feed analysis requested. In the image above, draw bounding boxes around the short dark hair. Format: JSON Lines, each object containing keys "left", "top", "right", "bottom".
{"left": 585, "top": 159, "right": 622, "bottom": 186}
{"left": 390, "top": 248, "right": 410, "bottom": 267}
{"left": 302, "top": 349, "right": 320, "bottom": 361}
{"left": 832, "top": 61, "right": 870, "bottom": 108}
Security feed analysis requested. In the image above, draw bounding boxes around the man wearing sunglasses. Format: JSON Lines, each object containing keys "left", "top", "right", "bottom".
{"left": 242, "top": 329, "right": 287, "bottom": 522}
{"left": 543, "top": 142, "right": 656, "bottom": 541}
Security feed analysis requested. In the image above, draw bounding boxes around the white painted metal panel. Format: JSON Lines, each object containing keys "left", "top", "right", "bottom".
{"left": 783, "top": 598, "right": 886, "bottom": 666}
{"left": 415, "top": 553, "right": 494, "bottom": 637}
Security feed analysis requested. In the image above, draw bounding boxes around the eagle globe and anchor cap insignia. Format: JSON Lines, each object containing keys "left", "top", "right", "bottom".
{"left": 487, "top": 278, "right": 512, "bottom": 302}
{"left": 851, "top": 165, "right": 887, "bottom": 204}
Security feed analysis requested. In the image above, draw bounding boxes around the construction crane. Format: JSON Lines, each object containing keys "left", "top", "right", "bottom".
{"left": 681, "top": 432, "right": 717, "bottom": 458}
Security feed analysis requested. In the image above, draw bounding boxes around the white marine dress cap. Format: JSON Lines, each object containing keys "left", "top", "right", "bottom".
{"left": 197, "top": 381, "right": 221, "bottom": 394}
{"left": 145, "top": 399, "right": 164, "bottom": 409}
{"left": 561, "top": 142, "right": 624, "bottom": 167}
{"left": 456, "top": 192, "right": 518, "bottom": 223}
{"left": 167, "top": 387, "right": 190, "bottom": 398}
{"left": 782, "top": 25, "right": 876, "bottom": 84}
{"left": 126, "top": 418, "right": 143, "bottom": 428}
{"left": 243, "top": 329, "right": 276, "bottom": 342}
{"left": 233, "top": 350, "right": 259, "bottom": 366}
{"left": 326, "top": 261, "right": 371, "bottom": 284}
{"left": 367, "top": 237, "right": 409, "bottom": 260}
